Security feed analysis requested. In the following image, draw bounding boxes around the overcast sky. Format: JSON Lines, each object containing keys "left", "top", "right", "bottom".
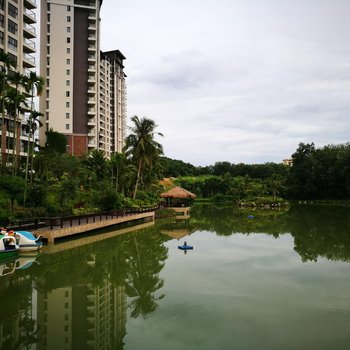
{"left": 100, "top": 0, "right": 350, "bottom": 166}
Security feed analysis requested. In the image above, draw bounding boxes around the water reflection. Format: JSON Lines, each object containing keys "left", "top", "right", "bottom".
{"left": 1, "top": 205, "right": 350, "bottom": 349}
{"left": 189, "top": 204, "right": 350, "bottom": 262}
{"left": 0, "top": 225, "right": 168, "bottom": 350}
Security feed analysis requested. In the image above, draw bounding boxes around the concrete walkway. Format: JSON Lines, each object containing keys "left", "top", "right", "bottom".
{"left": 33, "top": 211, "right": 156, "bottom": 243}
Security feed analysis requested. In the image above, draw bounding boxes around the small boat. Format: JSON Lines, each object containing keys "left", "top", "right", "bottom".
{"left": 0, "top": 234, "right": 19, "bottom": 259}
{"left": 178, "top": 241, "right": 193, "bottom": 250}
{"left": 14, "top": 231, "right": 43, "bottom": 252}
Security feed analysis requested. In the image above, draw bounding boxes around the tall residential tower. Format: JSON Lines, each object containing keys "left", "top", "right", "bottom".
{"left": 0, "top": 0, "right": 37, "bottom": 161}
{"left": 39, "top": 0, "right": 127, "bottom": 156}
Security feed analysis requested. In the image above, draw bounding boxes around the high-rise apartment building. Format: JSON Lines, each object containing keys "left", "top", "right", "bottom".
{"left": 0, "top": 0, "right": 37, "bottom": 161}
{"left": 40, "top": 0, "right": 127, "bottom": 157}
{"left": 100, "top": 50, "right": 127, "bottom": 156}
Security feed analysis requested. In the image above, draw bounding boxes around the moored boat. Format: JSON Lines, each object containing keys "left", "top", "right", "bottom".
{"left": 14, "top": 231, "right": 43, "bottom": 252}
{"left": 0, "top": 234, "right": 19, "bottom": 259}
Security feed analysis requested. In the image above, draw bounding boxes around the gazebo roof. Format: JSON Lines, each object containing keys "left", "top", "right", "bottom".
{"left": 160, "top": 186, "right": 196, "bottom": 199}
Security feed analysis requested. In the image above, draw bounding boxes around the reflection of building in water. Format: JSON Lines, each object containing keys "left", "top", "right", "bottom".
{"left": 0, "top": 273, "right": 36, "bottom": 349}
{"left": 37, "top": 257, "right": 127, "bottom": 350}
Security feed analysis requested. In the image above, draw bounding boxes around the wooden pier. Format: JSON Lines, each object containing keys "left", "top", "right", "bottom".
{"left": 30, "top": 208, "right": 157, "bottom": 243}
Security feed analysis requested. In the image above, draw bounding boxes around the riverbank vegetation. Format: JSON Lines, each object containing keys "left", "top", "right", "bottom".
{"left": 1, "top": 58, "right": 350, "bottom": 225}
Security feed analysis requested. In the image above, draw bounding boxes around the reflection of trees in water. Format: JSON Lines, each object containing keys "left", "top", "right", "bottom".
{"left": 190, "top": 204, "right": 350, "bottom": 262}
{"left": 124, "top": 233, "right": 168, "bottom": 318}
{"left": 32, "top": 225, "right": 168, "bottom": 349}
{"left": 287, "top": 205, "right": 350, "bottom": 262}
{"left": 0, "top": 271, "right": 38, "bottom": 350}
{"left": 190, "top": 204, "right": 289, "bottom": 237}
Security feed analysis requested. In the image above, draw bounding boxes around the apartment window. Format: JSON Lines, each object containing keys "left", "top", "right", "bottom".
{"left": 0, "top": 14, "right": 4, "bottom": 28}
{"left": 46, "top": 79, "right": 49, "bottom": 87}
{"left": 66, "top": 69, "right": 70, "bottom": 75}
{"left": 8, "top": 36, "right": 17, "bottom": 51}
{"left": 47, "top": 3, "right": 50, "bottom": 11}
{"left": 47, "top": 24, "right": 50, "bottom": 33}
{"left": 8, "top": 53, "right": 17, "bottom": 64}
{"left": 66, "top": 113, "right": 70, "bottom": 119}
{"left": 47, "top": 14, "right": 50, "bottom": 22}
{"left": 8, "top": 20, "right": 17, "bottom": 34}
{"left": 66, "top": 80, "right": 70, "bottom": 86}
{"left": 46, "top": 112, "right": 49, "bottom": 120}
{"left": 67, "top": 16, "right": 71, "bottom": 22}
{"left": 66, "top": 59, "right": 70, "bottom": 64}
{"left": 66, "top": 124, "right": 69, "bottom": 130}
{"left": 66, "top": 91, "right": 70, "bottom": 97}
{"left": 66, "top": 102, "right": 69, "bottom": 108}
{"left": 67, "top": 27, "right": 71, "bottom": 33}
{"left": 8, "top": 3, "right": 18, "bottom": 19}
{"left": 46, "top": 101, "right": 49, "bottom": 109}
{"left": 47, "top": 57, "right": 50, "bottom": 65}
{"left": 47, "top": 68, "right": 50, "bottom": 76}
{"left": 0, "top": 31, "right": 3, "bottom": 45}
{"left": 47, "top": 35, "right": 50, "bottom": 44}
{"left": 67, "top": 6, "right": 71, "bottom": 11}
{"left": 65, "top": 291, "right": 69, "bottom": 297}
{"left": 66, "top": 48, "right": 70, "bottom": 54}
{"left": 0, "top": 0, "right": 3, "bottom": 11}
{"left": 67, "top": 37, "right": 70, "bottom": 43}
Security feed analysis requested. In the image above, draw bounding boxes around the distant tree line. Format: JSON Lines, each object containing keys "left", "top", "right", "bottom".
{"left": 161, "top": 142, "right": 350, "bottom": 202}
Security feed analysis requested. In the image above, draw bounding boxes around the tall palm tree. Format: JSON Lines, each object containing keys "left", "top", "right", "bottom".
{"left": 23, "top": 72, "right": 44, "bottom": 183}
{"left": 0, "top": 52, "right": 17, "bottom": 165}
{"left": 23, "top": 110, "right": 44, "bottom": 206}
{"left": 109, "top": 152, "right": 136, "bottom": 194}
{"left": 5, "top": 86, "right": 28, "bottom": 175}
{"left": 124, "top": 116, "right": 163, "bottom": 199}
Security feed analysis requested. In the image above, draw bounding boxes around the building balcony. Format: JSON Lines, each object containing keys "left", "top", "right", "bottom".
{"left": 24, "top": 0, "right": 37, "bottom": 10}
{"left": 87, "top": 108, "right": 95, "bottom": 115}
{"left": 88, "top": 54, "right": 96, "bottom": 62}
{"left": 88, "top": 119, "right": 96, "bottom": 126}
{"left": 88, "top": 35, "right": 96, "bottom": 42}
{"left": 87, "top": 98, "right": 96, "bottom": 105}
{"left": 87, "top": 87, "right": 95, "bottom": 95}
{"left": 23, "top": 38, "right": 36, "bottom": 53}
{"left": 23, "top": 23, "right": 36, "bottom": 38}
{"left": 23, "top": 53, "right": 35, "bottom": 68}
{"left": 88, "top": 65, "right": 96, "bottom": 73}
{"left": 23, "top": 8, "right": 36, "bottom": 24}
{"left": 88, "top": 44, "right": 96, "bottom": 51}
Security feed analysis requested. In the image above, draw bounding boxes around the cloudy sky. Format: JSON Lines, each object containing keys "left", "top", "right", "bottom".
{"left": 100, "top": 0, "right": 350, "bottom": 166}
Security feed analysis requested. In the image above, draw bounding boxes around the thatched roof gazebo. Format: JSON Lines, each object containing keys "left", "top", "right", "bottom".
{"left": 160, "top": 186, "right": 196, "bottom": 208}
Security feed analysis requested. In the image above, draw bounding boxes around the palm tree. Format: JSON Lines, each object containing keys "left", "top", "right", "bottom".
{"left": 109, "top": 152, "right": 136, "bottom": 194}
{"left": 23, "top": 110, "right": 43, "bottom": 207}
{"left": 85, "top": 149, "right": 107, "bottom": 181}
{"left": 5, "top": 85, "right": 28, "bottom": 175}
{"left": 23, "top": 71, "right": 44, "bottom": 181}
{"left": 124, "top": 116, "right": 163, "bottom": 199}
{"left": 0, "top": 52, "right": 17, "bottom": 165}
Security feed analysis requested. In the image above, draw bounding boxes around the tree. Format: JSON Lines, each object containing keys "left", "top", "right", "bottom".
{"left": 85, "top": 149, "right": 107, "bottom": 181}
{"left": 109, "top": 152, "right": 136, "bottom": 194}
{"left": 124, "top": 116, "right": 163, "bottom": 199}
{"left": 0, "top": 51, "right": 17, "bottom": 165}
{"left": 23, "top": 71, "right": 44, "bottom": 183}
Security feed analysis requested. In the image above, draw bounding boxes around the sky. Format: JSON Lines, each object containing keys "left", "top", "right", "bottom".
{"left": 100, "top": 0, "right": 350, "bottom": 166}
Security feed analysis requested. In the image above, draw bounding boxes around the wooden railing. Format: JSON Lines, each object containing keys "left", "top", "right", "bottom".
{"left": 9, "top": 206, "right": 159, "bottom": 231}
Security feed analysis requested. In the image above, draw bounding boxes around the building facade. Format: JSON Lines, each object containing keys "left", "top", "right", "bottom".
{"left": 39, "top": 0, "right": 127, "bottom": 157}
{"left": 0, "top": 0, "right": 37, "bottom": 162}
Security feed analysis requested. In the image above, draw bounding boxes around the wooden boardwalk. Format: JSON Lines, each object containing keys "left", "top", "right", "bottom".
{"left": 32, "top": 210, "right": 156, "bottom": 243}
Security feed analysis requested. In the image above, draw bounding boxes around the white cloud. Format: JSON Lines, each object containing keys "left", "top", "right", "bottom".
{"left": 101, "top": 0, "right": 350, "bottom": 165}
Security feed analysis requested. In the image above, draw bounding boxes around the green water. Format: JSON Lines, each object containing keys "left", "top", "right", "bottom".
{"left": 1, "top": 204, "right": 350, "bottom": 349}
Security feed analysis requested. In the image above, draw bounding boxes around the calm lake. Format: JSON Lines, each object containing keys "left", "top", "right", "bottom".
{"left": 1, "top": 204, "right": 350, "bottom": 350}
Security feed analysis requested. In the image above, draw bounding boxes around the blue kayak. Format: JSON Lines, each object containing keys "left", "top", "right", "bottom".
{"left": 178, "top": 245, "right": 193, "bottom": 250}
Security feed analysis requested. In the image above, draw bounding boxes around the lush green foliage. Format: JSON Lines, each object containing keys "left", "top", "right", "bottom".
{"left": 287, "top": 142, "right": 350, "bottom": 200}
